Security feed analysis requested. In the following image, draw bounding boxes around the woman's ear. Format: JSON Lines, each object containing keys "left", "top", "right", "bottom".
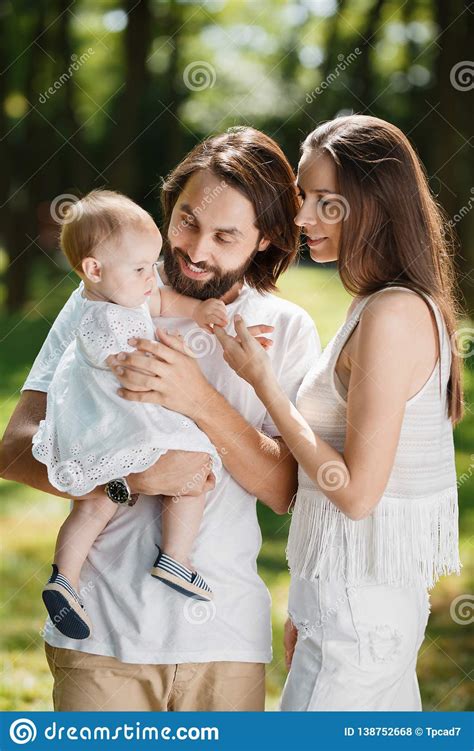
{"left": 81, "top": 256, "right": 102, "bottom": 283}
{"left": 256, "top": 236, "right": 271, "bottom": 252}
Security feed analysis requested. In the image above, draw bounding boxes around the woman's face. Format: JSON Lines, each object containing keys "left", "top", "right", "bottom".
{"left": 294, "top": 150, "right": 345, "bottom": 263}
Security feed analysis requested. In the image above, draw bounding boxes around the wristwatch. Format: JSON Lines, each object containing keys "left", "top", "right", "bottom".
{"left": 104, "top": 477, "right": 139, "bottom": 507}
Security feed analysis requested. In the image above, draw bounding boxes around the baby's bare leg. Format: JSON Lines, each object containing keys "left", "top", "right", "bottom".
{"left": 161, "top": 493, "right": 206, "bottom": 571}
{"left": 54, "top": 495, "right": 117, "bottom": 591}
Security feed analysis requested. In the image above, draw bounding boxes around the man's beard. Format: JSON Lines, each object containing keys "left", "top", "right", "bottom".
{"left": 162, "top": 242, "right": 259, "bottom": 301}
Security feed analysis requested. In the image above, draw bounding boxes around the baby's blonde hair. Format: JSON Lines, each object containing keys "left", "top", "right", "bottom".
{"left": 60, "top": 189, "right": 156, "bottom": 271}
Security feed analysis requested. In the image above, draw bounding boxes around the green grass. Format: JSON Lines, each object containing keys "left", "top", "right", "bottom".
{"left": 0, "top": 263, "right": 472, "bottom": 711}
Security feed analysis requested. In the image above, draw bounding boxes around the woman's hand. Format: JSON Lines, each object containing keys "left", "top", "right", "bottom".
{"left": 284, "top": 617, "right": 298, "bottom": 670}
{"left": 214, "top": 315, "right": 276, "bottom": 389}
{"left": 107, "top": 329, "right": 215, "bottom": 420}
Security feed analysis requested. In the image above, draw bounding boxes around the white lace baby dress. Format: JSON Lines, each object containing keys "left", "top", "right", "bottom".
{"left": 32, "top": 293, "right": 222, "bottom": 496}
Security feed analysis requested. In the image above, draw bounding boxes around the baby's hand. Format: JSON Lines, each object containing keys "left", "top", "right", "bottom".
{"left": 194, "top": 298, "right": 228, "bottom": 333}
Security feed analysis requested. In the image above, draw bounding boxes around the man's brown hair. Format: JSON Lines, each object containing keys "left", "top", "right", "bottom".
{"left": 161, "top": 126, "right": 300, "bottom": 294}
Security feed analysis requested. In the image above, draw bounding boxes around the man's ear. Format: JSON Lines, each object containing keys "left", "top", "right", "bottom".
{"left": 256, "top": 236, "right": 271, "bottom": 252}
{"left": 81, "top": 256, "right": 102, "bottom": 283}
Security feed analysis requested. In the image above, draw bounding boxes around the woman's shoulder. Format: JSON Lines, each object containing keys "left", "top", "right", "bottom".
{"left": 361, "top": 287, "right": 435, "bottom": 331}
{"left": 355, "top": 287, "right": 439, "bottom": 363}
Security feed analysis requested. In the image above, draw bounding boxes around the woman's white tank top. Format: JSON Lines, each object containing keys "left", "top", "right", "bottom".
{"left": 286, "top": 286, "right": 460, "bottom": 589}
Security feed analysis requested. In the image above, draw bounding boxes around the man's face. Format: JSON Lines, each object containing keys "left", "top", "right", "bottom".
{"left": 164, "top": 169, "right": 268, "bottom": 300}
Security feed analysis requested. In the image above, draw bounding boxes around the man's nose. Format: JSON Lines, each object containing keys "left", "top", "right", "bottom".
{"left": 186, "top": 235, "right": 210, "bottom": 265}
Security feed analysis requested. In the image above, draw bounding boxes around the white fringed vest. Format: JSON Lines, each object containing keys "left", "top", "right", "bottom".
{"left": 286, "top": 286, "right": 460, "bottom": 590}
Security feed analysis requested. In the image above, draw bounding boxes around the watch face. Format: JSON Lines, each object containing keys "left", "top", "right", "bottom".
{"left": 108, "top": 480, "right": 129, "bottom": 504}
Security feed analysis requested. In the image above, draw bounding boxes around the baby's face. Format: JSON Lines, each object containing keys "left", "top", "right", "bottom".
{"left": 99, "top": 225, "right": 162, "bottom": 308}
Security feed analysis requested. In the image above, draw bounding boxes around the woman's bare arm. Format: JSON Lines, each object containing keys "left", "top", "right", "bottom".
{"left": 218, "top": 293, "right": 438, "bottom": 520}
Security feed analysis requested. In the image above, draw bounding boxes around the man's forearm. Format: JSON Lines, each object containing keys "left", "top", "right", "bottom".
{"left": 1, "top": 446, "right": 70, "bottom": 498}
{"left": 0, "top": 390, "right": 99, "bottom": 500}
{"left": 0, "top": 409, "right": 70, "bottom": 499}
{"left": 193, "top": 388, "right": 297, "bottom": 514}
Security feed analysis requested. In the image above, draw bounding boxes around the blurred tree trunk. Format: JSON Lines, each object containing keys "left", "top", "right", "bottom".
{"left": 55, "top": 0, "right": 90, "bottom": 190}
{"left": 3, "top": 6, "right": 47, "bottom": 313}
{"left": 357, "top": 0, "right": 385, "bottom": 107}
{"left": 431, "top": 0, "right": 474, "bottom": 315}
{"left": 106, "top": 0, "right": 152, "bottom": 194}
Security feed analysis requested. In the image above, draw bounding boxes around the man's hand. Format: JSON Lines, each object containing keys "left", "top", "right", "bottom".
{"left": 107, "top": 329, "right": 215, "bottom": 419}
{"left": 127, "top": 450, "right": 215, "bottom": 497}
{"left": 284, "top": 617, "right": 298, "bottom": 670}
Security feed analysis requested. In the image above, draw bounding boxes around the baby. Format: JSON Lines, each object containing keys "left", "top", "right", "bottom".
{"left": 32, "top": 189, "right": 267, "bottom": 640}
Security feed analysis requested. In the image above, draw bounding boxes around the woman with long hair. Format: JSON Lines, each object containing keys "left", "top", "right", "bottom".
{"left": 217, "top": 114, "right": 463, "bottom": 710}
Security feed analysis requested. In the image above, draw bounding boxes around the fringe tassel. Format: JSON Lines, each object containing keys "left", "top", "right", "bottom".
{"left": 286, "top": 488, "right": 461, "bottom": 589}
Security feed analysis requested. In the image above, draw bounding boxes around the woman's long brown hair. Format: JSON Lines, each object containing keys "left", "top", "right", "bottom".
{"left": 303, "top": 114, "right": 463, "bottom": 424}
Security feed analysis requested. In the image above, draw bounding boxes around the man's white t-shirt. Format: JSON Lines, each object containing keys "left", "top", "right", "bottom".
{"left": 23, "top": 271, "right": 320, "bottom": 664}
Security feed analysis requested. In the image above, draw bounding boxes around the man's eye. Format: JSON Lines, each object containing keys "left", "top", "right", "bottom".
{"left": 215, "top": 234, "right": 231, "bottom": 244}
{"left": 182, "top": 216, "right": 196, "bottom": 228}
{"left": 318, "top": 199, "right": 330, "bottom": 209}
{"left": 136, "top": 268, "right": 144, "bottom": 273}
